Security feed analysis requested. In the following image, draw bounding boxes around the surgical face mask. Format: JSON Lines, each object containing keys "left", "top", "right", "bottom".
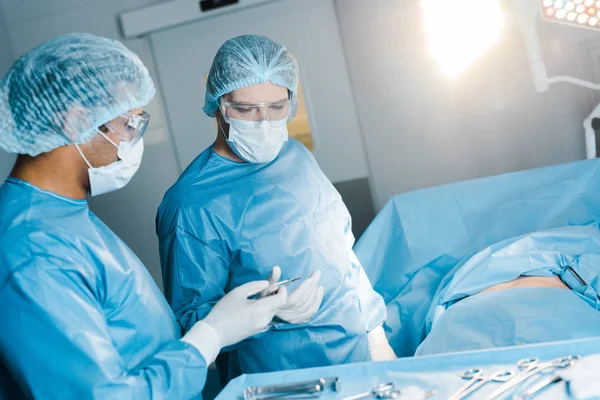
{"left": 221, "top": 118, "right": 289, "bottom": 164}
{"left": 75, "top": 131, "right": 144, "bottom": 196}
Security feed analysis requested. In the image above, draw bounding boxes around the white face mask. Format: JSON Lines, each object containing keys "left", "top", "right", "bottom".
{"left": 222, "top": 118, "right": 289, "bottom": 164}
{"left": 75, "top": 131, "right": 144, "bottom": 196}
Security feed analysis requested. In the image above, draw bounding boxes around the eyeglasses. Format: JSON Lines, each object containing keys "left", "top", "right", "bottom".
{"left": 220, "top": 100, "right": 294, "bottom": 123}
{"left": 104, "top": 111, "right": 150, "bottom": 145}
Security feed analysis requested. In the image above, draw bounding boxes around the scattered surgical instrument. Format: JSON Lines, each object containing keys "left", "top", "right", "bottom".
{"left": 513, "top": 375, "right": 563, "bottom": 400}
{"left": 514, "top": 356, "right": 576, "bottom": 383}
{"left": 341, "top": 382, "right": 398, "bottom": 400}
{"left": 243, "top": 377, "right": 340, "bottom": 400}
{"left": 484, "top": 356, "right": 576, "bottom": 400}
{"left": 342, "top": 383, "right": 435, "bottom": 400}
{"left": 450, "top": 369, "right": 515, "bottom": 400}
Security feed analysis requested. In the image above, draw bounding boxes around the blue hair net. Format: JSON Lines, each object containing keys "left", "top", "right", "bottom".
{"left": 0, "top": 33, "right": 155, "bottom": 156}
{"left": 203, "top": 34, "right": 299, "bottom": 117}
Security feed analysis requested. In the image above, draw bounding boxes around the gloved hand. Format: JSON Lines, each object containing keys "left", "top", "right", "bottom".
{"left": 268, "top": 266, "right": 324, "bottom": 324}
{"left": 183, "top": 280, "right": 287, "bottom": 363}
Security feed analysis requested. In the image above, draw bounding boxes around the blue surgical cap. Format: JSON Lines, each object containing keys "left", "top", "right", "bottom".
{"left": 0, "top": 33, "right": 156, "bottom": 156}
{"left": 203, "top": 34, "right": 299, "bottom": 117}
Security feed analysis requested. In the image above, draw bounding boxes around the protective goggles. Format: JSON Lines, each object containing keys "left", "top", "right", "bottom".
{"left": 103, "top": 111, "right": 150, "bottom": 146}
{"left": 220, "top": 99, "right": 296, "bottom": 123}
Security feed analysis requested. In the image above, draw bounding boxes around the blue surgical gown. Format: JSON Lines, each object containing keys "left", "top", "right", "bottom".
{"left": 0, "top": 178, "right": 208, "bottom": 400}
{"left": 157, "top": 139, "right": 386, "bottom": 374}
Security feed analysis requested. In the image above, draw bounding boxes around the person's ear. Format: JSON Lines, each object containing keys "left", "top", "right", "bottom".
{"left": 63, "top": 106, "right": 88, "bottom": 143}
{"left": 216, "top": 110, "right": 230, "bottom": 138}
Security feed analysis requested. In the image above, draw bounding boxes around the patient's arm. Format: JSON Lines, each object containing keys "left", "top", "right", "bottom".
{"left": 368, "top": 325, "right": 397, "bottom": 361}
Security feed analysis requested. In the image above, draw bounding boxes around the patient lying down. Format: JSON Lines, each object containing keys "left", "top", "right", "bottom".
{"left": 415, "top": 224, "right": 600, "bottom": 356}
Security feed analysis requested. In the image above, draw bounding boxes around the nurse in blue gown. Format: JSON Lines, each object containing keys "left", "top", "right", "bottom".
{"left": 157, "top": 35, "right": 396, "bottom": 375}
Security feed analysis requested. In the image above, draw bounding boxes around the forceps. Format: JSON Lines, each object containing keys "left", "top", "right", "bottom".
{"left": 513, "top": 375, "right": 563, "bottom": 400}
{"left": 342, "top": 383, "right": 435, "bottom": 400}
{"left": 449, "top": 369, "right": 515, "bottom": 400}
{"left": 484, "top": 356, "right": 576, "bottom": 400}
{"left": 516, "top": 356, "right": 577, "bottom": 380}
{"left": 244, "top": 377, "right": 340, "bottom": 400}
{"left": 341, "top": 382, "right": 398, "bottom": 400}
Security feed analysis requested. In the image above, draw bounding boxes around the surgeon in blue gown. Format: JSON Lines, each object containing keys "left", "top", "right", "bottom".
{"left": 0, "top": 33, "right": 288, "bottom": 400}
{"left": 157, "top": 35, "right": 396, "bottom": 375}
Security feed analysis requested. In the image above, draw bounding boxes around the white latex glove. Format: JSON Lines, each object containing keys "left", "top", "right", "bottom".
{"left": 368, "top": 325, "right": 397, "bottom": 361}
{"left": 182, "top": 280, "right": 287, "bottom": 363}
{"left": 268, "top": 266, "right": 324, "bottom": 324}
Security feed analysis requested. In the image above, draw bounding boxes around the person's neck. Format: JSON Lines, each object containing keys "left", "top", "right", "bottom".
{"left": 10, "top": 147, "right": 89, "bottom": 200}
{"left": 213, "top": 125, "right": 244, "bottom": 163}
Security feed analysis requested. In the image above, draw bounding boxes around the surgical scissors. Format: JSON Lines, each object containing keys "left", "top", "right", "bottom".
{"left": 484, "top": 356, "right": 576, "bottom": 400}
{"left": 516, "top": 356, "right": 576, "bottom": 380}
{"left": 449, "top": 369, "right": 515, "bottom": 400}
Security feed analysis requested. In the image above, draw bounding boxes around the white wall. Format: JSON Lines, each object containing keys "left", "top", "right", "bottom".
{"left": 0, "top": 0, "right": 175, "bottom": 288}
{"left": 0, "top": 4, "right": 16, "bottom": 180}
{"left": 335, "top": 0, "right": 599, "bottom": 210}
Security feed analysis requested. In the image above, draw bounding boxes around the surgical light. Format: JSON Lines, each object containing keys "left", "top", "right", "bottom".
{"left": 541, "top": 0, "right": 600, "bottom": 28}
{"left": 508, "top": 0, "right": 600, "bottom": 159}
{"left": 420, "top": 0, "right": 505, "bottom": 78}
{"left": 424, "top": 0, "right": 600, "bottom": 159}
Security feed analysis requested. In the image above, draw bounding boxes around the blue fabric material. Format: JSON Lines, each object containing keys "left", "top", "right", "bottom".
{"left": 416, "top": 224, "right": 600, "bottom": 355}
{"left": 0, "top": 33, "right": 155, "bottom": 156}
{"left": 203, "top": 35, "right": 298, "bottom": 117}
{"left": 417, "top": 287, "right": 600, "bottom": 356}
{"left": 0, "top": 178, "right": 207, "bottom": 399}
{"left": 354, "top": 158, "right": 600, "bottom": 357}
{"left": 217, "top": 337, "right": 600, "bottom": 400}
{"left": 425, "top": 225, "right": 600, "bottom": 326}
{"left": 157, "top": 139, "right": 386, "bottom": 374}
